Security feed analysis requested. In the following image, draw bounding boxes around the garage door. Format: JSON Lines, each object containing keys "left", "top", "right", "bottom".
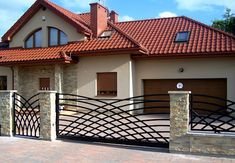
{"left": 144, "top": 79, "right": 227, "bottom": 113}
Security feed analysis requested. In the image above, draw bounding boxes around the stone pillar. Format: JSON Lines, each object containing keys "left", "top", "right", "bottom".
{"left": 168, "top": 91, "right": 191, "bottom": 153}
{"left": 0, "top": 90, "right": 17, "bottom": 136}
{"left": 38, "top": 91, "right": 57, "bottom": 141}
{"left": 55, "top": 64, "right": 63, "bottom": 93}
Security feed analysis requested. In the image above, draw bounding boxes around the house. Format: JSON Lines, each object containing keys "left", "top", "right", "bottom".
{"left": 0, "top": 0, "right": 235, "bottom": 111}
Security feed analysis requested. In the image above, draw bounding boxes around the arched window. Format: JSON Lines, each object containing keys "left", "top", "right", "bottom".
{"left": 48, "top": 27, "right": 68, "bottom": 46}
{"left": 25, "top": 29, "right": 42, "bottom": 48}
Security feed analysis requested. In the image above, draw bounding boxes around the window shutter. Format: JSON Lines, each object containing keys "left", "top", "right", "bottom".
{"left": 97, "top": 72, "right": 117, "bottom": 96}
{"left": 39, "top": 78, "right": 50, "bottom": 90}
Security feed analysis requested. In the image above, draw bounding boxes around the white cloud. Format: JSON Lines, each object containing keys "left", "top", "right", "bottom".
{"left": 158, "top": 11, "right": 177, "bottom": 18}
{"left": 0, "top": 0, "right": 35, "bottom": 39}
{"left": 175, "top": 0, "right": 235, "bottom": 11}
{"left": 120, "top": 15, "right": 134, "bottom": 22}
{"left": 59, "top": 0, "right": 107, "bottom": 9}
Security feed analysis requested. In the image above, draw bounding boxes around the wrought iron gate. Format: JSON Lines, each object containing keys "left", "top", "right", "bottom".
{"left": 13, "top": 93, "right": 40, "bottom": 138}
{"left": 56, "top": 93, "right": 170, "bottom": 148}
{"left": 190, "top": 94, "right": 235, "bottom": 133}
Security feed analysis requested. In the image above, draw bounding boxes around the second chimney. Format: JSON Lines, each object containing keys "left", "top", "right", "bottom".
{"left": 90, "top": 3, "right": 108, "bottom": 38}
{"left": 110, "top": 10, "right": 118, "bottom": 23}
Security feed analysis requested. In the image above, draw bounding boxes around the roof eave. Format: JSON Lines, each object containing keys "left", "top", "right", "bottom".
{"left": 0, "top": 58, "right": 77, "bottom": 66}
{"left": 70, "top": 47, "right": 146, "bottom": 56}
{"left": 132, "top": 51, "right": 235, "bottom": 59}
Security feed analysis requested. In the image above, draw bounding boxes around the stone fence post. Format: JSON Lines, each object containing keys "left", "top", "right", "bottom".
{"left": 168, "top": 91, "right": 191, "bottom": 153}
{"left": 38, "top": 91, "right": 57, "bottom": 141}
{"left": 0, "top": 90, "right": 17, "bottom": 136}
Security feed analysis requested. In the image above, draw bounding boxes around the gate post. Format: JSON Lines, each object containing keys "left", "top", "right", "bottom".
{"left": 0, "top": 90, "right": 17, "bottom": 136}
{"left": 168, "top": 91, "right": 191, "bottom": 153}
{"left": 38, "top": 91, "right": 57, "bottom": 141}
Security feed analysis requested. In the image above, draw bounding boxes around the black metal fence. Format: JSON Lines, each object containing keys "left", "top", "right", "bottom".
{"left": 190, "top": 94, "right": 235, "bottom": 133}
{"left": 56, "top": 93, "right": 170, "bottom": 148}
{"left": 13, "top": 93, "right": 40, "bottom": 137}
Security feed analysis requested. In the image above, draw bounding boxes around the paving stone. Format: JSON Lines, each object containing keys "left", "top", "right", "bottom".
{"left": 0, "top": 137, "right": 234, "bottom": 163}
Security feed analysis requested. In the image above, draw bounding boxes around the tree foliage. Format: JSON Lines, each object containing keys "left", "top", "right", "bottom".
{"left": 212, "top": 8, "right": 235, "bottom": 35}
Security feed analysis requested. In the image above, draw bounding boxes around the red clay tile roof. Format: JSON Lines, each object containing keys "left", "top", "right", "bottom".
{"left": 0, "top": 26, "right": 146, "bottom": 65}
{"left": 2, "top": 0, "right": 92, "bottom": 42}
{"left": 0, "top": 47, "right": 71, "bottom": 64}
{"left": 116, "top": 16, "right": 235, "bottom": 57}
{"left": 78, "top": 13, "right": 91, "bottom": 26}
{"left": 1, "top": 1, "right": 235, "bottom": 65}
{"left": 71, "top": 13, "right": 235, "bottom": 56}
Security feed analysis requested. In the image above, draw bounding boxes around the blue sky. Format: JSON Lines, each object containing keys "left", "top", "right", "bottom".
{"left": 0, "top": 0, "right": 235, "bottom": 40}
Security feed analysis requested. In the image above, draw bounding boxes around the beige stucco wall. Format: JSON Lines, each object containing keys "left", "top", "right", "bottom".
{"left": 18, "top": 65, "right": 55, "bottom": 98}
{"left": 0, "top": 66, "right": 12, "bottom": 90}
{"left": 10, "top": 8, "right": 85, "bottom": 48}
{"left": 63, "top": 54, "right": 133, "bottom": 99}
{"left": 135, "top": 57, "right": 235, "bottom": 101}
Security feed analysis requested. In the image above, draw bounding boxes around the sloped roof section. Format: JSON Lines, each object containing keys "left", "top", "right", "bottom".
{"left": 116, "top": 16, "right": 235, "bottom": 57}
{"left": 2, "top": 0, "right": 92, "bottom": 42}
{"left": 78, "top": 13, "right": 91, "bottom": 26}
{"left": 65, "top": 26, "right": 147, "bottom": 54}
{"left": 0, "top": 47, "right": 70, "bottom": 64}
{"left": 0, "top": 25, "right": 146, "bottom": 65}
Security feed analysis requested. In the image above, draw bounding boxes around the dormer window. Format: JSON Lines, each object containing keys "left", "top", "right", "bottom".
{"left": 49, "top": 27, "right": 68, "bottom": 46}
{"left": 175, "top": 31, "right": 190, "bottom": 42}
{"left": 99, "top": 30, "right": 113, "bottom": 38}
{"left": 25, "top": 29, "right": 42, "bottom": 48}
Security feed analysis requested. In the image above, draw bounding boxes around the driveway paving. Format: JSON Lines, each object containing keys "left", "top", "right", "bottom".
{"left": 0, "top": 137, "right": 234, "bottom": 163}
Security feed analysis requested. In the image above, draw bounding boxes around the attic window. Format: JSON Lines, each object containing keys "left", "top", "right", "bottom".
{"left": 99, "top": 30, "right": 113, "bottom": 38}
{"left": 49, "top": 27, "right": 68, "bottom": 46}
{"left": 175, "top": 31, "right": 190, "bottom": 42}
{"left": 25, "top": 29, "right": 42, "bottom": 48}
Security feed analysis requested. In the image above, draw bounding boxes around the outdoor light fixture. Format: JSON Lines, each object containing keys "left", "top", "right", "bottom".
{"left": 178, "top": 67, "right": 184, "bottom": 73}
{"left": 42, "top": 16, "right": 46, "bottom": 21}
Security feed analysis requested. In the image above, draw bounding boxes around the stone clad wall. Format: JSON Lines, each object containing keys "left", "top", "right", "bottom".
{"left": 169, "top": 91, "right": 235, "bottom": 156}
{"left": 38, "top": 91, "right": 56, "bottom": 141}
{"left": 18, "top": 65, "right": 55, "bottom": 98}
{"left": 188, "top": 133, "right": 235, "bottom": 155}
{"left": 55, "top": 64, "right": 63, "bottom": 93}
{"left": 169, "top": 91, "right": 190, "bottom": 152}
{"left": 63, "top": 64, "right": 78, "bottom": 94}
{"left": 0, "top": 91, "right": 16, "bottom": 136}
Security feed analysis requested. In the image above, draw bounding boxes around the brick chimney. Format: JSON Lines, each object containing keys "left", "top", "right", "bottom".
{"left": 110, "top": 10, "right": 118, "bottom": 23}
{"left": 90, "top": 3, "right": 108, "bottom": 38}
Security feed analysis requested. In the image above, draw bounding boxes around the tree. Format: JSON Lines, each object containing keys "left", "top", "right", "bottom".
{"left": 212, "top": 8, "right": 235, "bottom": 35}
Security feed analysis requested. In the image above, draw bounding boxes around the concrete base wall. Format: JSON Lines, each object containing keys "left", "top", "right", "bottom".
{"left": 188, "top": 133, "right": 235, "bottom": 156}
{"left": 171, "top": 132, "right": 235, "bottom": 156}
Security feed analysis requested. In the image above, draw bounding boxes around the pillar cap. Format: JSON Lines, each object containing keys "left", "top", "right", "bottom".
{"left": 38, "top": 90, "right": 57, "bottom": 93}
{"left": 168, "top": 91, "right": 191, "bottom": 94}
{"left": 0, "top": 90, "right": 17, "bottom": 93}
